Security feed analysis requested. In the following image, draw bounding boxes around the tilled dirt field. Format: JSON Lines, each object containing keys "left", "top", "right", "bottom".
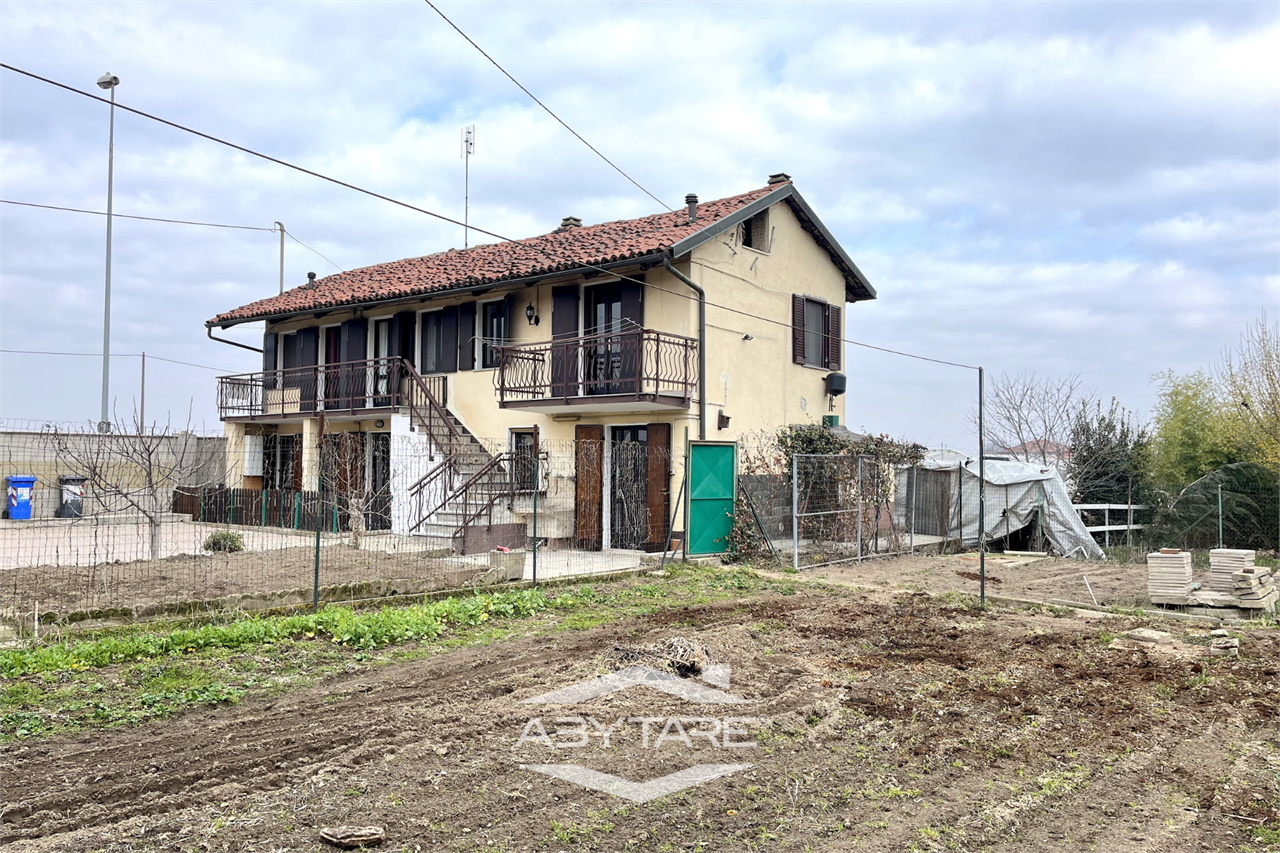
{"left": 2, "top": 584, "right": 1277, "bottom": 852}
{"left": 813, "top": 552, "right": 1190, "bottom": 609}
{"left": 1, "top": 545, "right": 463, "bottom": 620}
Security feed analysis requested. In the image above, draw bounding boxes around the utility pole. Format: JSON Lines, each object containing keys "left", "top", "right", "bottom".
{"left": 461, "top": 125, "right": 475, "bottom": 249}
{"left": 275, "top": 222, "right": 285, "bottom": 294}
{"left": 97, "top": 72, "right": 120, "bottom": 433}
{"left": 139, "top": 351, "right": 145, "bottom": 433}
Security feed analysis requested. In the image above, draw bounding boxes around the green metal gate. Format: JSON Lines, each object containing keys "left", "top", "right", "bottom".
{"left": 686, "top": 441, "right": 737, "bottom": 555}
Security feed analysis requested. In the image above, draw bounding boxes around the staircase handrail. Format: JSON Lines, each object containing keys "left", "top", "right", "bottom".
{"left": 400, "top": 358, "right": 461, "bottom": 443}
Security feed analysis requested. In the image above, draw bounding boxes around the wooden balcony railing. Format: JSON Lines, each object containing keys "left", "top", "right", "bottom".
{"left": 216, "top": 357, "right": 449, "bottom": 420}
{"left": 495, "top": 328, "right": 697, "bottom": 409}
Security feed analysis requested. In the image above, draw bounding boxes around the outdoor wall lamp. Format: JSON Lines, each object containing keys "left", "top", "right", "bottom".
{"left": 526, "top": 302, "right": 539, "bottom": 326}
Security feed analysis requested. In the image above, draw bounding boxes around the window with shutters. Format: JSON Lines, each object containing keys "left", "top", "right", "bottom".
{"left": 791, "top": 295, "right": 841, "bottom": 370}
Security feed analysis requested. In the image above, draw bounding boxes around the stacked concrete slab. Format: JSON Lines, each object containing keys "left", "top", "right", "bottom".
{"left": 1210, "top": 549, "right": 1256, "bottom": 592}
{"left": 1147, "top": 549, "right": 1194, "bottom": 605}
{"left": 1232, "top": 567, "right": 1277, "bottom": 610}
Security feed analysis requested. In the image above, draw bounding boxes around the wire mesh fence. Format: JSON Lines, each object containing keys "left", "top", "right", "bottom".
{"left": 0, "top": 427, "right": 680, "bottom": 634}
{"left": 790, "top": 454, "right": 929, "bottom": 569}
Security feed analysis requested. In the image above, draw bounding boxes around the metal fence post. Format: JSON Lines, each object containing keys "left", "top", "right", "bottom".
{"left": 531, "top": 450, "right": 538, "bottom": 588}
{"left": 978, "top": 365, "right": 986, "bottom": 609}
{"left": 909, "top": 465, "right": 916, "bottom": 554}
{"left": 313, "top": 440, "right": 323, "bottom": 613}
{"left": 791, "top": 453, "right": 799, "bottom": 571}
{"left": 1218, "top": 485, "right": 1224, "bottom": 550}
{"left": 856, "top": 456, "right": 863, "bottom": 562}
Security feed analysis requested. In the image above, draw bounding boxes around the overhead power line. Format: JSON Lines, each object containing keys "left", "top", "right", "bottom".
{"left": 1, "top": 62, "right": 970, "bottom": 374}
{"left": 422, "top": 0, "right": 672, "bottom": 212}
{"left": 2, "top": 198, "right": 341, "bottom": 270}
{"left": 0, "top": 348, "right": 234, "bottom": 371}
{"left": 0, "top": 63, "right": 490, "bottom": 236}
{"left": 0, "top": 199, "right": 274, "bottom": 231}
{"left": 285, "top": 231, "right": 343, "bottom": 272}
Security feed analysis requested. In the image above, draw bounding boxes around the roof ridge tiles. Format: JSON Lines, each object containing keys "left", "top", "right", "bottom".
{"left": 211, "top": 184, "right": 781, "bottom": 326}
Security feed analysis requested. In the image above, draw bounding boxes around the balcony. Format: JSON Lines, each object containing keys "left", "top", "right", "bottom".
{"left": 495, "top": 329, "right": 698, "bottom": 413}
{"left": 217, "top": 357, "right": 448, "bottom": 421}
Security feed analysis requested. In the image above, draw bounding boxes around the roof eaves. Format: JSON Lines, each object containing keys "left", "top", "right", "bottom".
{"left": 668, "top": 184, "right": 877, "bottom": 303}
{"left": 206, "top": 253, "right": 667, "bottom": 330}
{"left": 666, "top": 183, "right": 796, "bottom": 260}
{"left": 783, "top": 188, "right": 877, "bottom": 302}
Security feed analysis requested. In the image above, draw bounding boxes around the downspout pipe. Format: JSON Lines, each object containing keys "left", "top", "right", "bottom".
{"left": 662, "top": 256, "right": 706, "bottom": 440}
{"left": 206, "top": 325, "right": 263, "bottom": 354}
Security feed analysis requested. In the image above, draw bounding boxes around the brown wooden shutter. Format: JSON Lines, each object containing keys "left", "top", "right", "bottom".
{"left": 440, "top": 306, "right": 459, "bottom": 373}
{"left": 458, "top": 301, "right": 477, "bottom": 370}
{"left": 792, "top": 294, "right": 806, "bottom": 364}
{"left": 825, "top": 305, "right": 841, "bottom": 370}
{"left": 262, "top": 332, "right": 277, "bottom": 390}
{"left": 391, "top": 311, "right": 416, "bottom": 364}
{"left": 574, "top": 424, "right": 604, "bottom": 550}
{"left": 643, "top": 423, "right": 672, "bottom": 550}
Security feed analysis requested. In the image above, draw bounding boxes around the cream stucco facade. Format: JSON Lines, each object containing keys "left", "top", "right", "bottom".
{"left": 212, "top": 182, "right": 872, "bottom": 552}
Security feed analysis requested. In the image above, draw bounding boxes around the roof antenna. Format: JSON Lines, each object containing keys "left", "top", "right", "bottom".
{"left": 461, "top": 124, "right": 476, "bottom": 249}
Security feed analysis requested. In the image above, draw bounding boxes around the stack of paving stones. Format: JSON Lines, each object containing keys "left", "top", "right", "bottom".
{"left": 1209, "top": 628, "right": 1240, "bottom": 658}
{"left": 1232, "top": 566, "right": 1277, "bottom": 610}
{"left": 1146, "top": 548, "right": 1194, "bottom": 605}
{"left": 1210, "top": 549, "right": 1256, "bottom": 592}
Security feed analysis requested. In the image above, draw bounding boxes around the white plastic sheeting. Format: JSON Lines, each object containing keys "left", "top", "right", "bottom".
{"left": 914, "top": 455, "right": 1104, "bottom": 560}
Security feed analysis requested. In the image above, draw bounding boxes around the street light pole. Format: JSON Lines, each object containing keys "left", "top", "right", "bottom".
{"left": 97, "top": 72, "right": 120, "bottom": 434}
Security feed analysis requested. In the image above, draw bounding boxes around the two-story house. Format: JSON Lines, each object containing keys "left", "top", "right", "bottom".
{"left": 207, "top": 173, "right": 875, "bottom": 553}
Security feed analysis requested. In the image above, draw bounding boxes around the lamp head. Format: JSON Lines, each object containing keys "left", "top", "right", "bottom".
{"left": 97, "top": 73, "right": 120, "bottom": 90}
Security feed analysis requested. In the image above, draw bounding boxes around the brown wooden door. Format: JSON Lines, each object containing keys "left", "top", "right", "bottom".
{"left": 644, "top": 422, "right": 672, "bottom": 550}
{"left": 575, "top": 424, "right": 604, "bottom": 550}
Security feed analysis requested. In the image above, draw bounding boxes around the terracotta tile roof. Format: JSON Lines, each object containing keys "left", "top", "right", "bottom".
{"left": 210, "top": 184, "right": 782, "bottom": 326}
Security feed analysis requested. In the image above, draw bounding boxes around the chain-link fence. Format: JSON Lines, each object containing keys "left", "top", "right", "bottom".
{"left": 0, "top": 427, "right": 680, "bottom": 635}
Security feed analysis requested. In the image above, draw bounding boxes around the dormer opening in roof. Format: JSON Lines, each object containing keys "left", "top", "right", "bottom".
{"left": 767, "top": 172, "right": 791, "bottom": 185}
{"left": 555, "top": 216, "right": 582, "bottom": 233}
{"left": 686, "top": 193, "right": 698, "bottom": 224}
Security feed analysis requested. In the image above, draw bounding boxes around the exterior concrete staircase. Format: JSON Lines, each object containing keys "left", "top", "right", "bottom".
{"left": 402, "top": 367, "right": 520, "bottom": 553}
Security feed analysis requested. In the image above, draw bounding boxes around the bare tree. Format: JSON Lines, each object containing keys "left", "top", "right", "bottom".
{"left": 320, "top": 431, "right": 367, "bottom": 549}
{"left": 1219, "top": 312, "right": 1280, "bottom": 467}
{"left": 974, "top": 371, "right": 1090, "bottom": 470}
{"left": 51, "top": 411, "right": 219, "bottom": 561}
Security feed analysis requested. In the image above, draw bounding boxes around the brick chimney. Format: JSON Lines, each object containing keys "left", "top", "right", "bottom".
{"left": 767, "top": 172, "right": 792, "bottom": 185}
{"left": 555, "top": 216, "right": 583, "bottom": 232}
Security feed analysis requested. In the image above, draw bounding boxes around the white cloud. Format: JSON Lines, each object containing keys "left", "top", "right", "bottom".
{"left": 0, "top": 0, "right": 1276, "bottom": 445}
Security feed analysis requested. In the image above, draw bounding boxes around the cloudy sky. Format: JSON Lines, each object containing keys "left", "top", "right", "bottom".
{"left": 1, "top": 0, "right": 1276, "bottom": 448}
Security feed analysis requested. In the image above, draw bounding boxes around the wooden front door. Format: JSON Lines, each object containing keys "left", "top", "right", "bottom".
{"left": 574, "top": 424, "right": 604, "bottom": 550}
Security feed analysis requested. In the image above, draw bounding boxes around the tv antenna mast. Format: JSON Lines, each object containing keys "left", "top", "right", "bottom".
{"left": 461, "top": 124, "right": 476, "bottom": 249}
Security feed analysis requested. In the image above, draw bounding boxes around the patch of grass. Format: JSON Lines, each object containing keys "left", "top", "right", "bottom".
{"left": 1253, "top": 821, "right": 1280, "bottom": 845}
{"left": 2, "top": 588, "right": 551, "bottom": 677}
{"left": 2, "top": 564, "right": 798, "bottom": 743}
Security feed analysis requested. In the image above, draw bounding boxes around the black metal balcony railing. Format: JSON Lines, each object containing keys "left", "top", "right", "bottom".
{"left": 216, "top": 357, "right": 449, "bottom": 420}
{"left": 495, "top": 328, "right": 698, "bottom": 408}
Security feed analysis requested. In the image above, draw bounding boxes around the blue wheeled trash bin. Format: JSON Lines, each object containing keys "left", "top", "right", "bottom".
{"left": 6, "top": 475, "right": 37, "bottom": 520}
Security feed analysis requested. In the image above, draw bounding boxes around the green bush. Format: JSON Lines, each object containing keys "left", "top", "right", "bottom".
{"left": 202, "top": 530, "right": 245, "bottom": 553}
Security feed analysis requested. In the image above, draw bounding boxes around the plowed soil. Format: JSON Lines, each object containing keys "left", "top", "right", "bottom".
{"left": 812, "top": 552, "right": 1189, "bottom": 609}
{"left": 3, "top": 584, "right": 1277, "bottom": 852}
